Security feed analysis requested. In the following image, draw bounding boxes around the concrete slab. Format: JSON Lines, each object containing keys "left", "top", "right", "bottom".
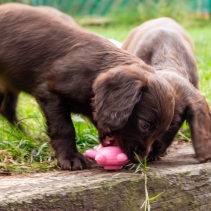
{"left": 0, "top": 141, "right": 211, "bottom": 211}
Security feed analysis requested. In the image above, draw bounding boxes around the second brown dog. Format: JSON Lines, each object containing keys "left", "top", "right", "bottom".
{"left": 122, "top": 17, "right": 211, "bottom": 162}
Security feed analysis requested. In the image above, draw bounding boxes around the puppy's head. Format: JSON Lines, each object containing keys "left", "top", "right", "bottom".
{"left": 92, "top": 64, "right": 175, "bottom": 161}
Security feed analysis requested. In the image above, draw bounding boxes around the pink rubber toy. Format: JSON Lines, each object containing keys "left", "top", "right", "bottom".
{"left": 85, "top": 144, "right": 128, "bottom": 170}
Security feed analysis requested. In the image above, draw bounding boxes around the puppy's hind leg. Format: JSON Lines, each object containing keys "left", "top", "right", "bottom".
{"left": 0, "top": 91, "right": 23, "bottom": 131}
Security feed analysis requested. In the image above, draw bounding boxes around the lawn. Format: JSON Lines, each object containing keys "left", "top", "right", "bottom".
{"left": 0, "top": 18, "right": 211, "bottom": 173}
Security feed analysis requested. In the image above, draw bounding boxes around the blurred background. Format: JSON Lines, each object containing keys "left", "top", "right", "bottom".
{"left": 0, "top": 0, "right": 211, "bottom": 24}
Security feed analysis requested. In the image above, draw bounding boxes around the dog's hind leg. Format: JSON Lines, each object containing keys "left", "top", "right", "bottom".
{"left": 0, "top": 91, "right": 23, "bottom": 130}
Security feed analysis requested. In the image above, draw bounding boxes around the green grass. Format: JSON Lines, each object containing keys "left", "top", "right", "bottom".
{"left": 0, "top": 94, "right": 98, "bottom": 172}
{"left": 1, "top": 17, "right": 211, "bottom": 173}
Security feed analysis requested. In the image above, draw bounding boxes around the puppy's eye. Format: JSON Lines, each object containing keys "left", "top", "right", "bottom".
{"left": 139, "top": 120, "right": 153, "bottom": 133}
{"left": 141, "top": 121, "right": 151, "bottom": 130}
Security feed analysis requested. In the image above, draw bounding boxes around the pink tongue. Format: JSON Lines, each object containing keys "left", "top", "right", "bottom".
{"left": 104, "top": 136, "right": 117, "bottom": 146}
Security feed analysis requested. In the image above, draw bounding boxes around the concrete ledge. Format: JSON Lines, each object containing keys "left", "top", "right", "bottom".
{"left": 0, "top": 143, "right": 211, "bottom": 211}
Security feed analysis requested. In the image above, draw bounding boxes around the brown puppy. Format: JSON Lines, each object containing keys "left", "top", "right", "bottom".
{"left": 122, "top": 17, "right": 211, "bottom": 162}
{"left": 0, "top": 3, "right": 178, "bottom": 171}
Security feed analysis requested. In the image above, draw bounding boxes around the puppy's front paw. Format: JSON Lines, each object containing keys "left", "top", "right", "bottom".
{"left": 195, "top": 142, "right": 211, "bottom": 163}
{"left": 197, "top": 153, "right": 211, "bottom": 163}
{"left": 57, "top": 152, "right": 91, "bottom": 170}
{"left": 147, "top": 154, "right": 161, "bottom": 161}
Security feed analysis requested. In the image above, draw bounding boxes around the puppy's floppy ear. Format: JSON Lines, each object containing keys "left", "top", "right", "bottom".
{"left": 92, "top": 65, "right": 148, "bottom": 132}
{"left": 186, "top": 92, "right": 211, "bottom": 162}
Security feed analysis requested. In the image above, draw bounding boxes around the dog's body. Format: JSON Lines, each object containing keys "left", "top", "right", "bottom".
{"left": 0, "top": 4, "right": 178, "bottom": 170}
{"left": 122, "top": 17, "right": 211, "bottom": 161}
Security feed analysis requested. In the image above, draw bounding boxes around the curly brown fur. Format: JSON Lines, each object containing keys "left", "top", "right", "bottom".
{"left": 122, "top": 17, "right": 211, "bottom": 162}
